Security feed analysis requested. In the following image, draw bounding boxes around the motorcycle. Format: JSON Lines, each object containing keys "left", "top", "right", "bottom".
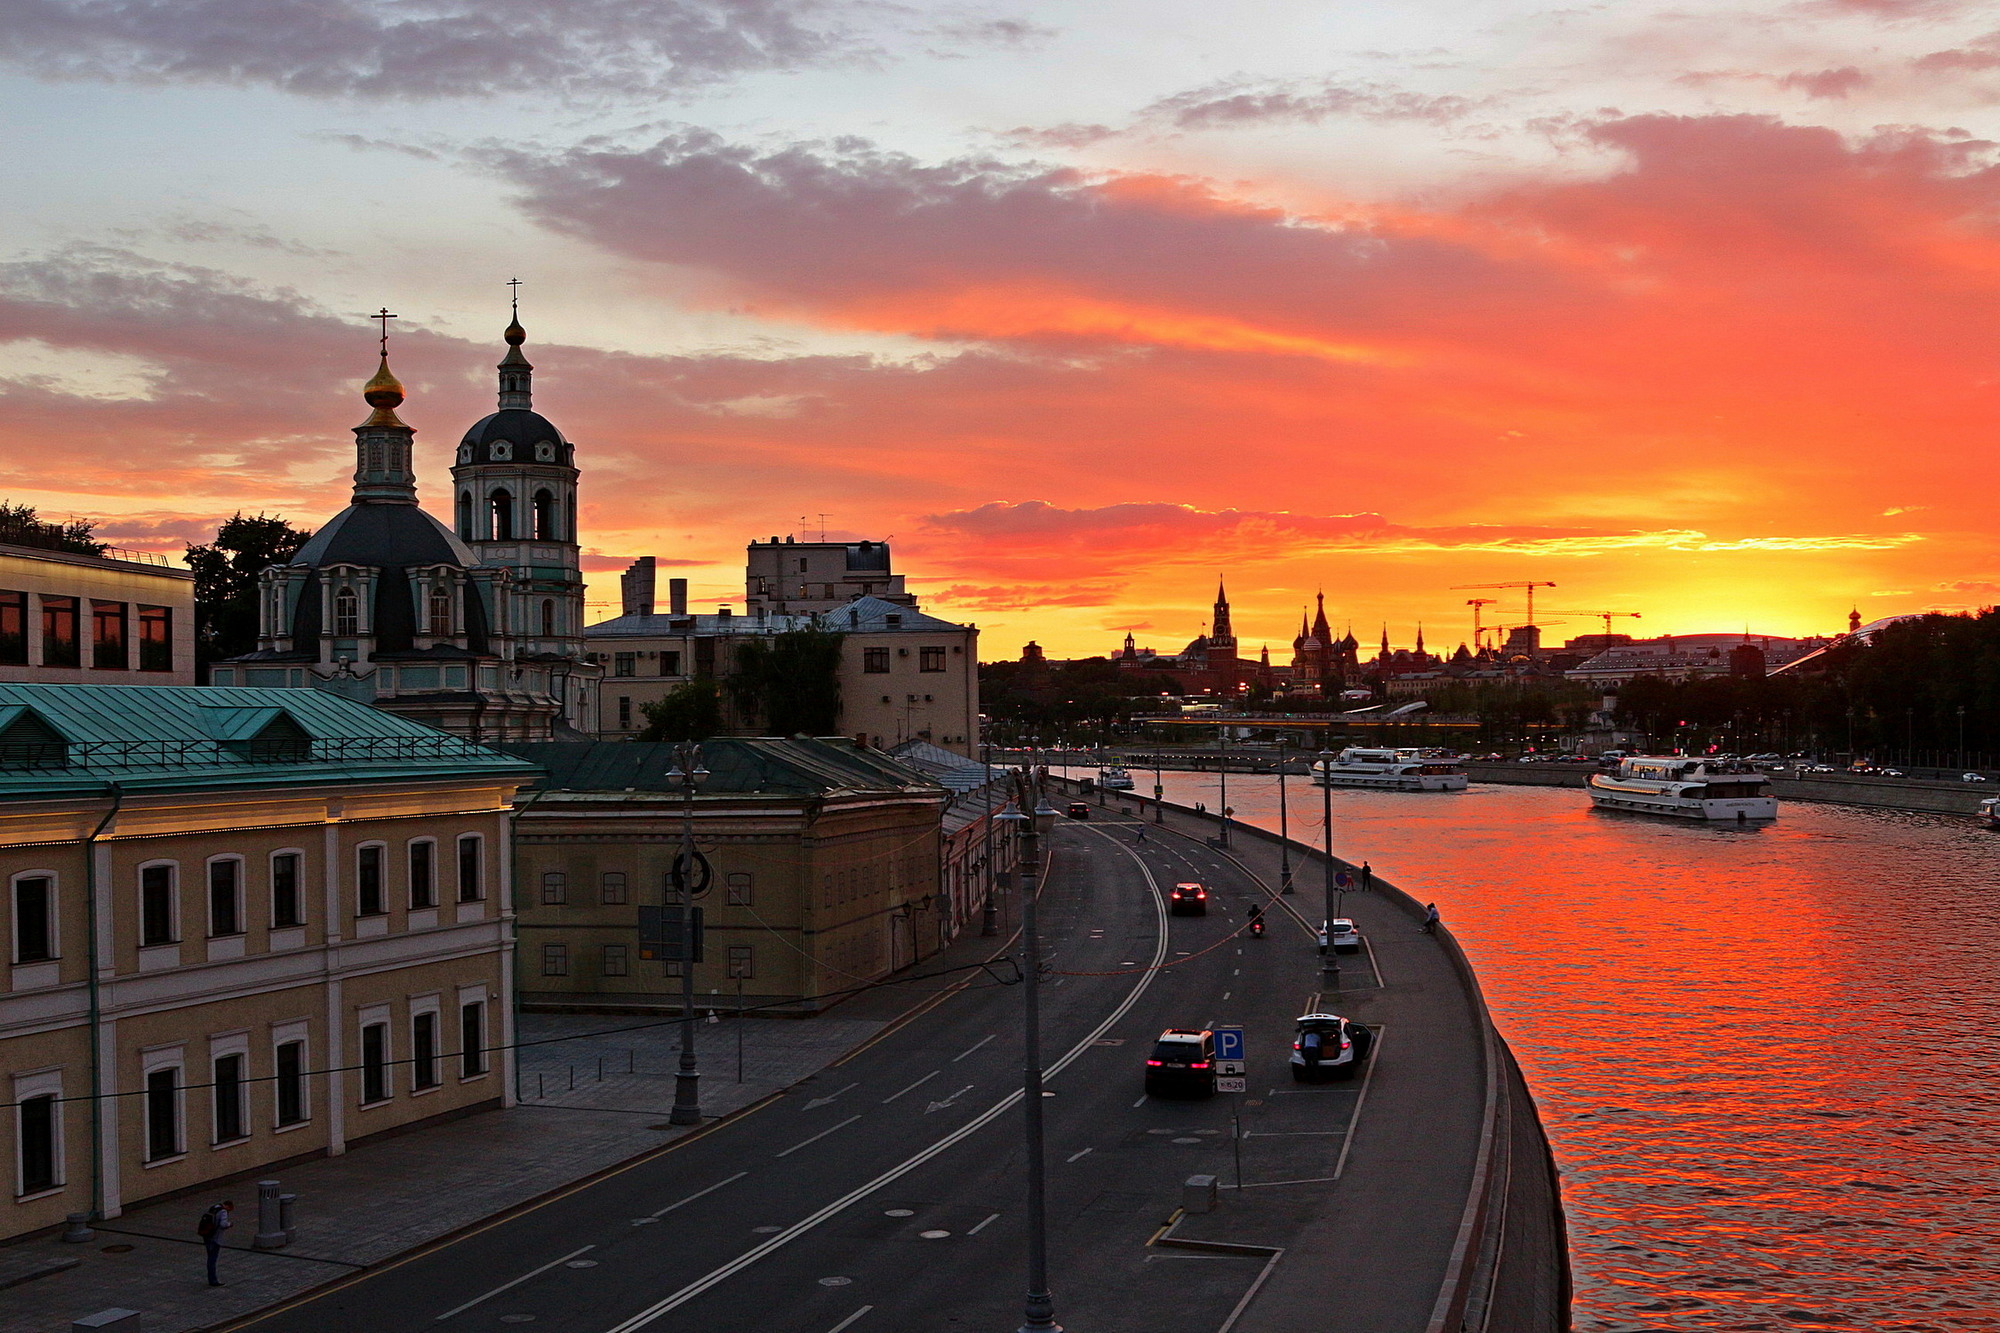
{"left": 1248, "top": 916, "right": 1266, "bottom": 938}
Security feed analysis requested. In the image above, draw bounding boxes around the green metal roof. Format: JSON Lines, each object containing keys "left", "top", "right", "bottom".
{"left": 499, "top": 738, "right": 943, "bottom": 799}
{"left": 0, "top": 684, "right": 538, "bottom": 800}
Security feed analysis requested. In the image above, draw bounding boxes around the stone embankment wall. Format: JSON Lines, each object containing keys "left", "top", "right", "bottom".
{"left": 1463, "top": 762, "right": 1989, "bottom": 816}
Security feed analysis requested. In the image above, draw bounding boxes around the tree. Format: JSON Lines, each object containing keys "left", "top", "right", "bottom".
{"left": 729, "top": 626, "right": 847, "bottom": 736}
{"left": 637, "top": 680, "right": 724, "bottom": 742}
{"left": 185, "top": 513, "right": 313, "bottom": 666}
{"left": 0, "top": 500, "right": 104, "bottom": 556}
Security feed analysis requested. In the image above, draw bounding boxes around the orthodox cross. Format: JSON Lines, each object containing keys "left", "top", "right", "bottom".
{"left": 507, "top": 276, "right": 522, "bottom": 317}
{"left": 371, "top": 307, "right": 397, "bottom": 356}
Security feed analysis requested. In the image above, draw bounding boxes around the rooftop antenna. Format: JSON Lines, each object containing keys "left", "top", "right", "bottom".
{"left": 370, "top": 307, "right": 398, "bottom": 356}
{"left": 818, "top": 513, "right": 829, "bottom": 541}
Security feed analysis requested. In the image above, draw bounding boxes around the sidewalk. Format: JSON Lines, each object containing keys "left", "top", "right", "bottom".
{"left": 0, "top": 1010, "right": 886, "bottom": 1333}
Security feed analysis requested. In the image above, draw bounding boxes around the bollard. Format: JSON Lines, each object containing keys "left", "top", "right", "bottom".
{"left": 253, "top": 1180, "right": 287, "bottom": 1250}
{"left": 60, "top": 1212, "right": 94, "bottom": 1243}
{"left": 278, "top": 1193, "right": 297, "bottom": 1243}
{"left": 1183, "top": 1174, "right": 1219, "bottom": 1215}
{"left": 568, "top": 1065, "right": 575, "bottom": 1091}
{"left": 71, "top": 1311, "right": 140, "bottom": 1332}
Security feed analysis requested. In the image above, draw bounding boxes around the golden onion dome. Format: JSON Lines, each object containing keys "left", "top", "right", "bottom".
{"left": 358, "top": 354, "right": 410, "bottom": 429}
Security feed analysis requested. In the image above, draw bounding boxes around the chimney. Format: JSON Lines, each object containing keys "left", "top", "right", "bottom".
{"left": 620, "top": 557, "right": 656, "bottom": 617}
{"left": 717, "top": 605, "right": 733, "bottom": 622}
{"left": 668, "top": 578, "right": 688, "bottom": 616}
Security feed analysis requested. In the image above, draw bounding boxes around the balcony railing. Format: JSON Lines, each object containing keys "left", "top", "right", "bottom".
{"left": 0, "top": 735, "right": 511, "bottom": 774}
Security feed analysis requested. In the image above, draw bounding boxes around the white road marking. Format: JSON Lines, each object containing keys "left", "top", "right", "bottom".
{"left": 775, "top": 1115, "right": 861, "bottom": 1158}
{"left": 649, "top": 1173, "right": 749, "bottom": 1219}
{"left": 598, "top": 827, "right": 1172, "bottom": 1333}
{"left": 823, "top": 1307, "right": 874, "bottom": 1333}
{"left": 1334, "top": 1027, "right": 1385, "bottom": 1180}
{"left": 968, "top": 1213, "right": 1001, "bottom": 1235}
{"left": 1132, "top": 1095, "right": 1148, "bottom": 1107}
{"left": 924, "top": 1085, "right": 975, "bottom": 1114}
{"left": 951, "top": 1034, "right": 997, "bottom": 1062}
{"left": 881, "top": 1070, "right": 939, "bottom": 1104}
{"left": 1065, "top": 1147, "right": 1093, "bottom": 1163}
{"left": 804, "top": 1083, "right": 859, "bottom": 1110}
{"left": 1222, "top": 992, "right": 1230, "bottom": 1001}
{"left": 433, "top": 1245, "right": 597, "bottom": 1322}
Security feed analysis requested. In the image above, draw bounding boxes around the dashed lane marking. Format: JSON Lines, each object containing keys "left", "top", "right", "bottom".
{"left": 775, "top": 1115, "right": 861, "bottom": 1159}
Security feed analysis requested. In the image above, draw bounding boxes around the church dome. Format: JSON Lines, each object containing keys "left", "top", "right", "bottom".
{"left": 290, "top": 502, "right": 476, "bottom": 571}
{"left": 459, "top": 409, "right": 572, "bottom": 466}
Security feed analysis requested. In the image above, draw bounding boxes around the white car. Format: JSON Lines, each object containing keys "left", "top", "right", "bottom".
{"left": 1964, "top": 773, "right": 1988, "bottom": 783}
{"left": 1290, "top": 1013, "right": 1373, "bottom": 1081}
{"left": 1317, "top": 918, "right": 1362, "bottom": 954}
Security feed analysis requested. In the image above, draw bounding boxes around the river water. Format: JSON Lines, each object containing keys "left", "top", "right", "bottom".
{"left": 1091, "top": 769, "right": 2000, "bottom": 1332}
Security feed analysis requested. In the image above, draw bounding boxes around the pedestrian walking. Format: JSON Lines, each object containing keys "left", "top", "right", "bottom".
{"left": 1361, "top": 861, "right": 1373, "bottom": 891}
{"left": 1135, "top": 825, "right": 1147, "bottom": 843}
{"left": 197, "top": 1198, "right": 233, "bottom": 1286}
{"left": 1421, "top": 902, "right": 1440, "bottom": 934}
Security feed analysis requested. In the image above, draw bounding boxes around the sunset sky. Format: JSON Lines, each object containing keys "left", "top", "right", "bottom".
{"left": 5, "top": 0, "right": 2000, "bottom": 659}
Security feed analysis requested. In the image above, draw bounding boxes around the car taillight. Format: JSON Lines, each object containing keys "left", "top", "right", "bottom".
{"left": 1292, "top": 1041, "right": 1302, "bottom": 1050}
{"left": 1340, "top": 1040, "right": 1351, "bottom": 1050}
{"left": 1146, "top": 1059, "right": 1163, "bottom": 1067}
{"left": 1189, "top": 1061, "right": 1210, "bottom": 1069}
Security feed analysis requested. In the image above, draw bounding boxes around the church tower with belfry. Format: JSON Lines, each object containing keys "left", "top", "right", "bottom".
{"left": 1207, "top": 577, "right": 1240, "bottom": 689}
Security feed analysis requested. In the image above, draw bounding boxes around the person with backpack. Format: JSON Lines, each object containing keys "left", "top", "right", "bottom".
{"left": 197, "top": 1199, "right": 233, "bottom": 1286}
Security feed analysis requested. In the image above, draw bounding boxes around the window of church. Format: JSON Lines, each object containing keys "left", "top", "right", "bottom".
{"left": 532, "top": 489, "right": 556, "bottom": 540}
{"left": 333, "top": 588, "right": 359, "bottom": 637}
{"left": 428, "top": 589, "right": 451, "bottom": 637}
{"left": 490, "top": 490, "right": 514, "bottom": 541}
{"left": 541, "top": 601, "right": 556, "bottom": 637}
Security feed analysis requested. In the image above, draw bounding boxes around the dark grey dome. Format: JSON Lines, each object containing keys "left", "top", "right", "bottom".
{"left": 459, "top": 409, "right": 573, "bottom": 466}
{"left": 290, "top": 503, "right": 476, "bottom": 570}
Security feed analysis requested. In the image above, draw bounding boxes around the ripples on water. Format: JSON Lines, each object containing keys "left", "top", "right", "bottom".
{"left": 1126, "top": 771, "right": 2000, "bottom": 1331}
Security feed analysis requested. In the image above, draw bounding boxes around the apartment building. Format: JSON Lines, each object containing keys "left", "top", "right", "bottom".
{"left": 0, "top": 540, "right": 196, "bottom": 686}
{"left": 501, "top": 739, "right": 949, "bottom": 1014}
{"left": 0, "top": 684, "right": 536, "bottom": 1240}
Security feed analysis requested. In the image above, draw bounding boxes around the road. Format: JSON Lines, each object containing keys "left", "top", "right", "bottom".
{"left": 234, "top": 816, "right": 1402, "bottom": 1333}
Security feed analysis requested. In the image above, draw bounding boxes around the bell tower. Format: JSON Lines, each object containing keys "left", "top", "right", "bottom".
{"left": 449, "top": 286, "right": 594, "bottom": 728}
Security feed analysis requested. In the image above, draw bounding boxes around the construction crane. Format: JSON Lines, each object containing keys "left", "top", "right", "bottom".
{"left": 1451, "top": 581, "right": 1556, "bottom": 626}
{"left": 1465, "top": 598, "right": 1499, "bottom": 650}
{"left": 1557, "top": 610, "right": 1641, "bottom": 638}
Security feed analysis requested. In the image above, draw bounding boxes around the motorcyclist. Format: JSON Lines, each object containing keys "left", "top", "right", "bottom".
{"left": 1247, "top": 901, "right": 1266, "bottom": 935}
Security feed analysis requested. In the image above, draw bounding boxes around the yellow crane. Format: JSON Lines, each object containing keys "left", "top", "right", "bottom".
{"left": 1465, "top": 598, "right": 1500, "bottom": 650}
{"left": 1557, "top": 610, "right": 1642, "bottom": 638}
{"left": 1451, "top": 581, "right": 1557, "bottom": 627}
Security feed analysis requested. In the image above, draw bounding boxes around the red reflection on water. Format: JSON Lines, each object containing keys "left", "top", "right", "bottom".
{"left": 1151, "top": 773, "right": 2000, "bottom": 1332}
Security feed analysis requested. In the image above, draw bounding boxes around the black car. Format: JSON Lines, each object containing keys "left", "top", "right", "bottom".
{"left": 1066, "top": 801, "right": 1091, "bottom": 819}
{"left": 1144, "top": 1028, "right": 1217, "bottom": 1097}
{"left": 1289, "top": 1013, "right": 1373, "bottom": 1082}
{"left": 1169, "top": 882, "right": 1208, "bottom": 915}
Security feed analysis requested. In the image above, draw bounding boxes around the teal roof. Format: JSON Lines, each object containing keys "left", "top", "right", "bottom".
{"left": 499, "top": 738, "right": 943, "bottom": 800}
{"left": 0, "top": 684, "right": 538, "bottom": 799}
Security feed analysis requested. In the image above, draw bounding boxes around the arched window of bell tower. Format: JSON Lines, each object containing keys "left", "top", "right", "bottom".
{"left": 456, "top": 491, "right": 473, "bottom": 539}
{"left": 533, "top": 488, "right": 557, "bottom": 541}
{"left": 540, "top": 599, "right": 556, "bottom": 638}
{"left": 490, "top": 489, "right": 515, "bottom": 541}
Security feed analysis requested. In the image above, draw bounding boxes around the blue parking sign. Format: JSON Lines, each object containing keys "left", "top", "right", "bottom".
{"left": 1214, "top": 1026, "right": 1244, "bottom": 1063}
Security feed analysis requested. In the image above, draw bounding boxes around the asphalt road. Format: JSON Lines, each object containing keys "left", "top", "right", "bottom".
{"left": 236, "top": 818, "right": 1387, "bottom": 1333}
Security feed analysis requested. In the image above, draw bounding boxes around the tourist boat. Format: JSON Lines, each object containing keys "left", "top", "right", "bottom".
{"left": 1587, "top": 756, "right": 1778, "bottom": 822}
{"left": 1097, "top": 766, "right": 1136, "bottom": 791}
{"left": 1311, "top": 747, "right": 1468, "bottom": 792}
{"left": 1979, "top": 796, "right": 2000, "bottom": 830}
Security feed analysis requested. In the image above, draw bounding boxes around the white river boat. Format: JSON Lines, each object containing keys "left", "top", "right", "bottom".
{"left": 1588, "top": 756, "right": 1778, "bottom": 822}
{"left": 1311, "top": 747, "right": 1468, "bottom": 792}
{"left": 1097, "top": 766, "right": 1136, "bottom": 791}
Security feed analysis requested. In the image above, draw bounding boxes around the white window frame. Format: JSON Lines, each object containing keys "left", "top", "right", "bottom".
{"left": 204, "top": 854, "right": 245, "bottom": 939}
{"left": 137, "top": 859, "right": 180, "bottom": 947}
{"left": 355, "top": 841, "right": 388, "bottom": 918}
{"left": 406, "top": 838, "right": 438, "bottom": 910}
{"left": 140, "top": 1045, "right": 186, "bottom": 1165}
{"left": 268, "top": 848, "right": 307, "bottom": 929}
{"left": 456, "top": 834, "right": 485, "bottom": 903}
{"left": 270, "top": 1021, "right": 311, "bottom": 1131}
{"left": 207, "top": 1031, "right": 251, "bottom": 1146}
{"left": 357, "top": 1004, "right": 393, "bottom": 1107}
{"left": 457, "top": 987, "right": 488, "bottom": 1081}
{"left": 12, "top": 1067, "right": 64, "bottom": 1199}
{"left": 409, "top": 996, "right": 442, "bottom": 1094}
{"left": 10, "top": 869, "right": 59, "bottom": 963}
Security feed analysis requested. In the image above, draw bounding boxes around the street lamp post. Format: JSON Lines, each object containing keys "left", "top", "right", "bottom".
{"left": 1000, "top": 779, "right": 1063, "bottom": 1333}
{"left": 1217, "top": 725, "right": 1231, "bottom": 848}
{"left": 665, "top": 743, "right": 709, "bottom": 1126}
{"left": 981, "top": 739, "right": 999, "bottom": 937}
{"left": 1277, "top": 735, "right": 1294, "bottom": 894}
{"left": 1317, "top": 748, "right": 1340, "bottom": 984}
{"left": 1153, "top": 759, "right": 1165, "bottom": 824}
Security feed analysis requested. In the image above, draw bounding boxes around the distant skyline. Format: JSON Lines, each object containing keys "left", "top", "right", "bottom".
{"left": 6, "top": 0, "right": 2000, "bottom": 656}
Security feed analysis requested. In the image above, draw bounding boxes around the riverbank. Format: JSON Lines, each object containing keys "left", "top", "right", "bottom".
{"left": 1462, "top": 762, "right": 1991, "bottom": 816}
{"left": 1061, "top": 778, "right": 1572, "bottom": 1332}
